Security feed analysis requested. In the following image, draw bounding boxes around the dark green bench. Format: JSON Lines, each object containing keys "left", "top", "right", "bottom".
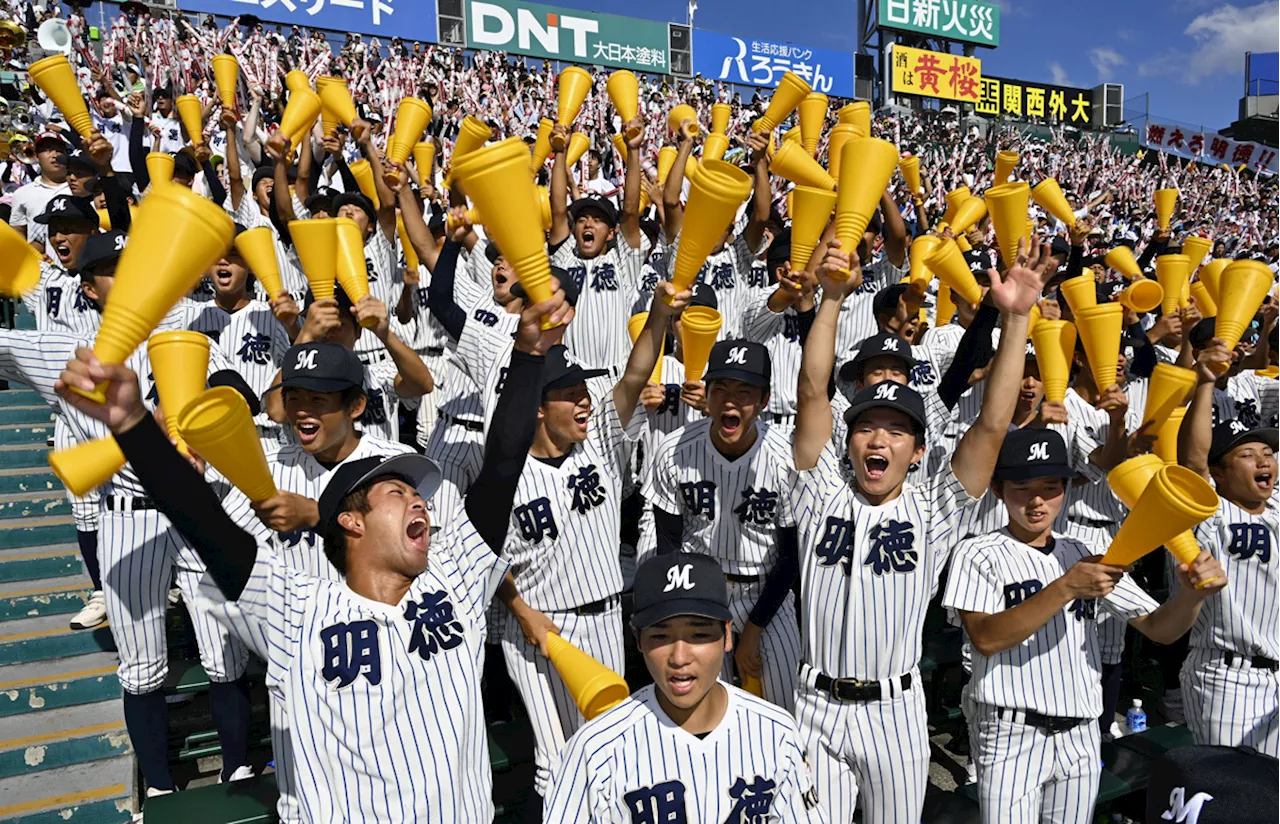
{"left": 144, "top": 773, "right": 279, "bottom": 824}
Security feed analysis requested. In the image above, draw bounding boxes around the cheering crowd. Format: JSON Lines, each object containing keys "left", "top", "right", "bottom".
{"left": 0, "top": 7, "right": 1277, "bottom": 824}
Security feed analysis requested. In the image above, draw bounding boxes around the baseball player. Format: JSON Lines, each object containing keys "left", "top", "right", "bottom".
{"left": 645, "top": 339, "right": 801, "bottom": 711}
{"left": 786, "top": 238, "right": 1054, "bottom": 823}
{"left": 548, "top": 119, "right": 649, "bottom": 374}
{"left": 50, "top": 289, "right": 561, "bottom": 821}
{"left": 1177, "top": 337, "right": 1279, "bottom": 756}
{"left": 832, "top": 205, "right": 910, "bottom": 357}
{"left": 544, "top": 552, "right": 825, "bottom": 823}
{"left": 497, "top": 283, "right": 683, "bottom": 802}
{"left": 944, "top": 427, "right": 1226, "bottom": 824}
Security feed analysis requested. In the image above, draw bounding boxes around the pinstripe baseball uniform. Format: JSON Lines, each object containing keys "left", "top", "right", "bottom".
{"left": 0, "top": 329, "right": 248, "bottom": 694}
{"left": 551, "top": 234, "right": 650, "bottom": 373}
{"left": 1182, "top": 496, "right": 1279, "bottom": 757}
{"left": 633, "top": 355, "right": 693, "bottom": 575}
{"left": 791, "top": 444, "right": 976, "bottom": 824}
{"left": 944, "top": 529, "right": 1158, "bottom": 824}
{"left": 502, "top": 394, "right": 643, "bottom": 797}
{"left": 228, "top": 196, "right": 308, "bottom": 301}
{"left": 353, "top": 360, "right": 400, "bottom": 442}
{"left": 660, "top": 234, "right": 760, "bottom": 341}
{"left": 742, "top": 290, "right": 805, "bottom": 429}
{"left": 186, "top": 300, "right": 292, "bottom": 427}
{"left": 833, "top": 255, "right": 911, "bottom": 358}
{"left": 203, "top": 513, "right": 507, "bottom": 823}
{"left": 544, "top": 683, "right": 825, "bottom": 823}
{"left": 645, "top": 419, "right": 801, "bottom": 710}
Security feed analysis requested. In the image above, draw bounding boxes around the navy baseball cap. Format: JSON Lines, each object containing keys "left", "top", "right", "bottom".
{"left": 172, "top": 150, "right": 198, "bottom": 178}
{"left": 333, "top": 191, "right": 376, "bottom": 225}
{"left": 872, "top": 283, "right": 910, "bottom": 318}
{"left": 840, "top": 332, "right": 917, "bottom": 383}
{"left": 509, "top": 266, "right": 580, "bottom": 307}
{"left": 304, "top": 186, "right": 339, "bottom": 213}
{"left": 1208, "top": 420, "right": 1278, "bottom": 466}
{"left": 994, "top": 428, "right": 1074, "bottom": 482}
{"left": 34, "top": 194, "right": 97, "bottom": 225}
{"left": 631, "top": 552, "right": 732, "bottom": 629}
{"left": 689, "top": 282, "right": 719, "bottom": 310}
{"left": 541, "top": 344, "right": 608, "bottom": 393}
{"left": 317, "top": 454, "right": 443, "bottom": 533}
{"left": 842, "top": 380, "right": 927, "bottom": 435}
{"left": 76, "top": 230, "right": 126, "bottom": 275}
{"left": 702, "top": 339, "right": 771, "bottom": 389}
{"left": 64, "top": 149, "right": 97, "bottom": 173}
{"left": 568, "top": 194, "right": 618, "bottom": 228}
{"left": 1145, "top": 745, "right": 1277, "bottom": 824}
{"left": 274, "top": 342, "right": 364, "bottom": 393}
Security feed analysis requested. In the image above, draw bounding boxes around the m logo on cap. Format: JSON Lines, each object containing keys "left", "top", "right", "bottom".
{"left": 113, "top": 234, "right": 126, "bottom": 252}
{"left": 1161, "top": 786, "right": 1213, "bottom": 823}
{"left": 726, "top": 346, "right": 748, "bottom": 365}
{"left": 1230, "top": 420, "right": 1248, "bottom": 434}
{"left": 663, "top": 564, "right": 695, "bottom": 592}
{"left": 1028, "top": 441, "right": 1050, "bottom": 461}
{"left": 881, "top": 338, "right": 900, "bottom": 352}
{"left": 874, "top": 383, "right": 899, "bottom": 401}
{"left": 52, "top": 198, "right": 67, "bottom": 212}
{"left": 294, "top": 350, "right": 318, "bottom": 371}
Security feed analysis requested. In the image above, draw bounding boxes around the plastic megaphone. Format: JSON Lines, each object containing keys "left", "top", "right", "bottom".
{"left": 1181, "top": 235, "right": 1212, "bottom": 267}
{"left": 1195, "top": 259, "right": 1227, "bottom": 307}
{"left": 798, "top": 92, "right": 828, "bottom": 156}
{"left": 452, "top": 138, "right": 560, "bottom": 328}
{"left": 899, "top": 154, "right": 921, "bottom": 197}
{"left": 537, "top": 186, "right": 552, "bottom": 231}
{"left": 628, "top": 312, "right": 664, "bottom": 384}
{"left": 1118, "top": 280, "right": 1163, "bottom": 313}
{"left": 0, "top": 222, "right": 41, "bottom": 297}
{"left": 36, "top": 18, "right": 72, "bottom": 54}
{"left": 386, "top": 97, "right": 432, "bottom": 178}
{"left": 711, "top": 102, "right": 731, "bottom": 136}
{"left": 1031, "top": 320, "right": 1077, "bottom": 403}
{"left": 413, "top": 141, "right": 436, "bottom": 183}
{"left": 1154, "top": 188, "right": 1178, "bottom": 231}
{"left": 753, "top": 72, "right": 811, "bottom": 133}
{"left": 335, "top": 218, "right": 374, "bottom": 327}
{"left": 836, "top": 101, "right": 870, "bottom": 136}
{"left": 701, "top": 132, "right": 729, "bottom": 163}
{"left": 530, "top": 118, "right": 554, "bottom": 173}
{"left": 144, "top": 152, "right": 174, "bottom": 188}
{"left": 948, "top": 197, "right": 987, "bottom": 236}
{"left": 1153, "top": 407, "right": 1186, "bottom": 465}
{"left": 606, "top": 70, "right": 640, "bottom": 140}
{"left": 1058, "top": 271, "right": 1097, "bottom": 317}
{"left": 924, "top": 240, "right": 983, "bottom": 306}
{"left": 832, "top": 138, "right": 899, "bottom": 277}
{"left": 668, "top": 160, "right": 753, "bottom": 299}
{"left": 936, "top": 284, "right": 958, "bottom": 326}
{"left": 907, "top": 234, "right": 941, "bottom": 294}
{"left": 47, "top": 436, "right": 126, "bottom": 497}
{"left": 681, "top": 306, "right": 723, "bottom": 382}
{"left": 1189, "top": 282, "right": 1217, "bottom": 318}
{"left": 546, "top": 632, "right": 629, "bottom": 720}
{"left": 1141, "top": 362, "right": 1196, "bottom": 437}
{"left": 1107, "top": 455, "right": 1212, "bottom": 574}
{"left": 1031, "top": 178, "right": 1076, "bottom": 228}
{"left": 315, "top": 76, "right": 338, "bottom": 136}
{"left": 285, "top": 70, "right": 310, "bottom": 94}
{"left": 994, "top": 150, "right": 1018, "bottom": 185}
{"left": 769, "top": 140, "right": 835, "bottom": 190}
{"left": 656, "top": 146, "right": 678, "bottom": 186}
{"left": 454, "top": 116, "right": 492, "bottom": 166}
{"left": 564, "top": 131, "right": 591, "bottom": 168}
{"left": 684, "top": 156, "right": 701, "bottom": 183}
{"left": 1027, "top": 303, "right": 1043, "bottom": 339}
{"left": 1074, "top": 303, "right": 1124, "bottom": 392}
{"left": 289, "top": 218, "right": 338, "bottom": 300}
{"left": 234, "top": 226, "right": 284, "bottom": 300}
{"left": 397, "top": 216, "right": 420, "bottom": 273}
{"left": 318, "top": 78, "right": 360, "bottom": 138}
{"left": 668, "top": 104, "right": 700, "bottom": 137}
{"left": 822, "top": 123, "right": 855, "bottom": 179}
{"left": 175, "top": 94, "right": 204, "bottom": 147}
{"left": 27, "top": 55, "right": 93, "bottom": 139}
{"left": 552, "top": 67, "right": 593, "bottom": 150}
{"left": 347, "top": 159, "right": 379, "bottom": 207}
{"left": 941, "top": 187, "right": 971, "bottom": 226}
{"left": 789, "top": 186, "right": 837, "bottom": 274}
{"left": 280, "top": 89, "right": 321, "bottom": 152}
{"left": 610, "top": 133, "right": 628, "bottom": 161}
{"left": 1104, "top": 246, "right": 1142, "bottom": 280}
{"left": 1102, "top": 465, "right": 1218, "bottom": 566}
{"left": 1213, "top": 260, "right": 1274, "bottom": 372}
{"left": 984, "top": 182, "right": 1030, "bottom": 269}
{"left": 70, "top": 184, "right": 233, "bottom": 404}
{"left": 212, "top": 54, "right": 239, "bottom": 112}
{"left": 178, "top": 387, "right": 278, "bottom": 503}
{"left": 1155, "top": 255, "right": 1191, "bottom": 315}
{"left": 148, "top": 330, "right": 210, "bottom": 456}
{"left": 782, "top": 124, "right": 802, "bottom": 146}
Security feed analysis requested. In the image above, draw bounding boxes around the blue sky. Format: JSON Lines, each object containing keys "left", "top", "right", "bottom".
{"left": 547, "top": 0, "right": 1278, "bottom": 131}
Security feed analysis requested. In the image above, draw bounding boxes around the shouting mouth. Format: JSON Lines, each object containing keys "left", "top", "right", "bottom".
{"left": 864, "top": 454, "right": 889, "bottom": 481}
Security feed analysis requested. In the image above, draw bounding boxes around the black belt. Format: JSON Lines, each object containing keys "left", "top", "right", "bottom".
{"left": 997, "top": 707, "right": 1089, "bottom": 734}
{"left": 106, "top": 495, "right": 157, "bottom": 512}
{"left": 424, "top": 346, "right": 445, "bottom": 357}
{"left": 440, "top": 412, "right": 484, "bottom": 433}
{"left": 571, "top": 595, "right": 618, "bottom": 616}
{"left": 725, "top": 572, "right": 761, "bottom": 584}
{"left": 768, "top": 412, "right": 796, "bottom": 425}
{"left": 814, "top": 671, "right": 912, "bottom": 702}
{"left": 1224, "top": 652, "right": 1280, "bottom": 672}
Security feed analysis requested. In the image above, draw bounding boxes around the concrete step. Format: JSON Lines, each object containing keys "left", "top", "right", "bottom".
{"left": 0, "top": 653, "right": 121, "bottom": 719}
{"left": 0, "top": 445, "right": 53, "bottom": 472}
{"left": 0, "top": 468, "right": 61, "bottom": 497}
{"left": 0, "top": 546, "right": 81, "bottom": 585}
{"left": 0, "top": 576, "right": 93, "bottom": 622}
{"left": 0, "top": 519, "right": 77, "bottom": 552}
{"left": 0, "top": 408, "right": 54, "bottom": 426}
{"left": 0, "top": 700, "right": 128, "bottom": 780}
{"left": 0, "top": 614, "right": 115, "bottom": 667}
{"left": 0, "top": 391, "right": 41, "bottom": 408}
{"left": 0, "top": 425, "right": 54, "bottom": 447}
{"left": 0, "top": 757, "right": 132, "bottom": 822}
{"left": 0, "top": 493, "right": 70, "bottom": 522}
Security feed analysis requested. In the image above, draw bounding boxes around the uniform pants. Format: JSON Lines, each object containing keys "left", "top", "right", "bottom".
{"left": 100, "top": 507, "right": 249, "bottom": 693}
{"left": 502, "top": 600, "right": 624, "bottom": 797}
{"left": 54, "top": 415, "right": 99, "bottom": 531}
{"left": 268, "top": 693, "right": 302, "bottom": 823}
{"left": 724, "top": 579, "right": 801, "bottom": 713}
{"left": 1182, "top": 647, "right": 1280, "bottom": 757}
{"left": 968, "top": 704, "right": 1101, "bottom": 824}
{"left": 795, "top": 665, "right": 929, "bottom": 824}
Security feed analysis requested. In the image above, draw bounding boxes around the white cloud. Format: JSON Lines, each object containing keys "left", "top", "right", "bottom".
{"left": 1048, "top": 62, "right": 1075, "bottom": 86}
{"left": 1140, "top": 2, "right": 1279, "bottom": 82}
{"left": 1089, "top": 47, "right": 1127, "bottom": 82}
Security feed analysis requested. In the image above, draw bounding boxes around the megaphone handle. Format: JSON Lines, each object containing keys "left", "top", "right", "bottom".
{"left": 1194, "top": 576, "right": 1220, "bottom": 591}
{"left": 68, "top": 382, "right": 109, "bottom": 405}
{"left": 539, "top": 314, "right": 563, "bottom": 331}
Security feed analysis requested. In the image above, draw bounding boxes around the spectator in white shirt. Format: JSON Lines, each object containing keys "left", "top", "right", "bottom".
{"left": 8, "top": 131, "right": 70, "bottom": 253}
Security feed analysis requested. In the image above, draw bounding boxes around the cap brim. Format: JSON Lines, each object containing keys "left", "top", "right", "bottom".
{"left": 271, "top": 376, "right": 363, "bottom": 394}
{"left": 702, "top": 368, "right": 769, "bottom": 389}
{"left": 543, "top": 368, "right": 609, "bottom": 393}
{"left": 843, "top": 398, "right": 927, "bottom": 434}
{"left": 1210, "top": 427, "right": 1279, "bottom": 465}
{"left": 630, "top": 597, "right": 733, "bottom": 629}
{"left": 345, "top": 453, "right": 444, "bottom": 507}
{"left": 993, "top": 463, "right": 1076, "bottom": 482}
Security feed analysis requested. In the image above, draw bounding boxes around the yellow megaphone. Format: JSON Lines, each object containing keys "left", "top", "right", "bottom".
{"left": 826, "top": 123, "right": 858, "bottom": 179}
{"left": 212, "top": 54, "right": 239, "bottom": 112}
{"left": 564, "top": 132, "right": 591, "bottom": 168}
{"left": 1031, "top": 320, "right": 1077, "bottom": 403}
{"left": 924, "top": 240, "right": 983, "bottom": 306}
{"left": 318, "top": 78, "right": 360, "bottom": 139}
{"left": 347, "top": 159, "right": 379, "bottom": 208}
{"left": 835, "top": 100, "right": 870, "bottom": 136}
{"left": 936, "top": 284, "right": 958, "bottom": 327}
{"left": 1102, "top": 465, "right": 1218, "bottom": 567}
{"left": 1141, "top": 363, "right": 1196, "bottom": 438}
{"left": 1031, "top": 178, "right": 1076, "bottom": 228}
{"left": 175, "top": 94, "right": 204, "bottom": 147}
{"left": 530, "top": 118, "right": 554, "bottom": 173}
{"left": 753, "top": 72, "right": 811, "bottom": 133}
{"left": 948, "top": 197, "right": 987, "bottom": 236}
{"left": 1118, "top": 279, "right": 1163, "bottom": 313}
{"left": 681, "top": 306, "right": 723, "bottom": 382}
{"left": 289, "top": 218, "right": 339, "bottom": 300}
{"left": 27, "top": 55, "right": 94, "bottom": 139}
{"left": 1074, "top": 303, "right": 1124, "bottom": 392}
{"left": 657, "top": 146, "right": 678, "bottom": 186}
{"left": 1153, "top": 407, "right": 1186, "bottom": 465}
{"left": 798, "top": 92, "right": 828, "bottom": 156}
{"left": 899, "top": 154, "right": 921, "bottom": 197}
{"left": 385, "top": 97, "right": 432, "bottom": 181}
{"left": 769, "top": 140, "right": 835, "bottom": 190}
{"left": 668, "top": 160, "right": 752, "bottom": 299}
{"left": 280, "top": 88, "right": 322, "bottom": 152}
{"left": 668, "top": 104, "right": 700, "bottom": 137}
{"left": 1181, "top": 235, "right": 1212, "bottom": 267}
{"left": 413, "top": 141, "right": 436, "bottom": 183}
{"left": 984, "top": 182, "right": 1031, "bottom": 268}
{"left": 1155, "top": 255, "right": 1191, "bottom": 316}
{"left": 941, "top": 187, "right": 971, "bottom": 226}
{"left": 546, "top": 632, "right": 629, "bottom": 720}
{"left": 1196, "top": 259, "right": 1227, "bottom": 307}
{"left": 178, "top": 387, "right": 278, "bottom": 503}
{"left": 1212, "top": 260, "right": 1274, "bottom": 373}
{"left": 148, "top": 330, "right": 210, "bottom": 456}
{"left": 1154, "top": 188, "right": 1178, "bottom": 231}
{"left": 335, "top": 218, "right": 375, "bottom": 327}
{"left": 1189, "top": 282, "right": 1217, "bottom": 318}
{"left": 285, "top": 70, "right": 310, "bottom": 94}
{"left": 397, "top": 216, "right": 420, "bottom": 273}
{"left": 234, "top": 226, "right": 285, "bottom": 301}
{"left": 0, "top": 221, "right": 41, "bottom": 297}
{"left": 994, "top": 150, "right": 1018, "bottom": 185}
{"left": 711, "top": 103, "right": 731, "bottom": 135}
{"left": 146, "top": 152, "right": 174, "bottom": 187}
{"left": 1106, "top": 455, "right": 1213, "bottom": 578}
{"left": 832, "top": 138, "right": 899, "bottom": 276}
{"left": 628, "top": 313, "right": 663, "bottom": 384}
{"left": 702, "top": 132, "right": 729, "bottom": 163}
{"left": 48, "top": 436, "right": 127, "bottom": 497}
{"left": 1058, "top": 271, "right": 1097, "bottom": 317}
{"left": 1104, "top": 246, "right": 1142, "bottom": 281}
{"left": 606, "top": 70, "right": 640, "bottom": 140}
{"left": 789, "top": 186, "right": 837, "bottom": 274}
{"left": 907, "top": 234, "right": 941, "bottom": 295}
{"left": 552, "top": 67, "right": 593, "bottom": 150}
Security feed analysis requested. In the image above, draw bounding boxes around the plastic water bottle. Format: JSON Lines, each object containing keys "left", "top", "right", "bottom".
{"left": 1125, "top": 698, "right": 1147, "bottom": 734}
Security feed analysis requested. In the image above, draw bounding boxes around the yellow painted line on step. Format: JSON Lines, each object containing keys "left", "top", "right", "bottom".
{"left": 0, "top": 664, "right": 117, "bottom": 690}
{"left": 0, "top": 783, "right": 127, "bottom": 817}
{"left": 0, "top": 621, "right": 109, "bottom": 642}
{"left": 0, "top": 548, "right": 78, "bottom": 561}
{"left": 0, "top": 518, "right": 74, "bottom": 529}
{"left": 0, "top": 582, "right": 91, "bottom": 598}
{"left": 0, "top": 720, "right": 125, "bottom": 750}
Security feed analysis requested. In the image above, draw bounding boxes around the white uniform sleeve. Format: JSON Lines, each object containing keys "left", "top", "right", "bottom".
{"left": 200, "top": 550, "right": 310, "bottom": 687}
{"left": 1101, "top": 573, "right": 1159, "bottom": 622}
{"left": 942, "top": 540, "right": 1005, "bottom": 616}
{"left": 770, "top": 733, "right": 827, "bottom": 823}
{"left": 927, "top": 465, "right": 978, "bottom": 565}
{"left": 0, "top": 329, "right": 81, "bottom": 405}
{"left": 442, "top": 514, "right": 510, "bottom": 626}
{"left": 743, "top": 288, "right": 784, "bottom": 342}
{"left": 643, "top": 431, "right": 683, "bottom": 515}
{"left": 592, "top": 393, "right": 644, "bottom": 472}
{"left": 455, "top": 319, "right": 513, "bottom": 387}
{"left": 543, "top": 730, "right": 609, "bottom": 823}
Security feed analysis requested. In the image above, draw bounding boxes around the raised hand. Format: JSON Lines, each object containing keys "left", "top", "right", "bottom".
{"left": 988, "top": 237, "right": 1054, "bottom": 317}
